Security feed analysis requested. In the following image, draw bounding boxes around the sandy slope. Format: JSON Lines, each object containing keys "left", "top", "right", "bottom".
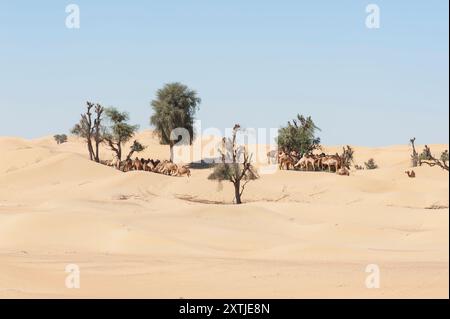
{"left": 0, "top": 132, "right": 448, "bottom": 298}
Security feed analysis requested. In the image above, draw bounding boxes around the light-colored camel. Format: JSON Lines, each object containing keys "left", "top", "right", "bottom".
{"left": 337, "top": 166, "right": 350, "bottom": 176}
{"left": 177, "top": 166, "right": 191, "bottom": 177}
{"left": 321, "top": 155, "right": 340, "bottom": 172}
{"left": 295, "top": 155, "right": 316, "bottom": 171}
{"left": 266, "top": 150, "right": 278, "bottom": 164}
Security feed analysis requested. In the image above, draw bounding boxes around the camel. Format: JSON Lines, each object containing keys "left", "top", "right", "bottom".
{"left": 266, "top": 150, "right": 278, "bottom": 164}
{"left": 321, "top": 155, "right": 340, "bottom": 172}
{"left": 133, "top": 157, "right": 143, "bottom": 171}
{"left": 177, "top": 166, "right": 191, "bottom": 177}
{"left": 337, "top": 166, "right": 350, "bottom": 176}
{"left": 294, "top": 157, "right": 307, "bottom": 170}
{"left": 143, "top": 159, "right": 159, "bottom": 172}
{"left": 303, "top": 155, "right": 316, "bottom": 171}
{"left": 278, "top": 153, "right": 294, "bottom": 170}
{"left": 165, "top": 162, "right": 179, "bottom": 175}
{"left": 405, "top": 170, "right": 416, "bottom": 178}
{"left": 121, "top": 158, "right": 133, "bottom": 172}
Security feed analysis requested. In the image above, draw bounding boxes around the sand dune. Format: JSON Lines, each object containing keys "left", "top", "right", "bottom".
{"left": 0, "top": 132, "right": 448, "bottom": 298}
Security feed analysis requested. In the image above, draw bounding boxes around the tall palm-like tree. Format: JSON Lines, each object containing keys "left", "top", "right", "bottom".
{"left": 150, "top": 83, "right": 201, "bottom": 161}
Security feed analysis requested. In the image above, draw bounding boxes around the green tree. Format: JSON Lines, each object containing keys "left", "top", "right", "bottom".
{"left": 277, "top": 114, "right": 321, "bottom": 156}
{"left": 208, "top": 124, "right": 259, "bottom": 204}
{"left": 150, "top": 83, "right": 201, "bottom": 161}
{"left": 125, "top": 140, "right": 146, "bottom": 161}
{"left": 53, "top": 134, "right": 68, "bottom": 144}
{"left": 103, "top": 107, "right": 139, "bottom": 161}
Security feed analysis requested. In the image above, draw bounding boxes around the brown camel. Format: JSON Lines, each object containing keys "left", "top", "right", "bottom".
{"left": 177, "top": 166, "right": 191, "bottom": 177}
{"left": 405, "top": 170, "right": 416, "bottom": 178}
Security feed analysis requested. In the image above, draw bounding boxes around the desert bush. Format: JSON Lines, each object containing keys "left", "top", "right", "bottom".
{"left": 364, "top": 158, "right": 378, "bottom": 170}
{"left": 277, "top": 114, "right": 321, "bottom": 156}
{"left": 53, "top": 134, "right": 67, "bottom": 144}
{"left": 440, "top": 150, "right": 449, "bottom": 163}
{"left": 208, "top": 124, "right": 259, "bottom": 204}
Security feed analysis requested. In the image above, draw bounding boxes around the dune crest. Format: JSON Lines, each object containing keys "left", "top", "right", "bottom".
{"left": 0, "top": 131, "right": 448, "bottom": 298}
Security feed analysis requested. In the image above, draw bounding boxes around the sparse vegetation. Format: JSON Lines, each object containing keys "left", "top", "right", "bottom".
{"left": 71, "top": 102, "right": 104, "bottom": 162}
{"left": 277, "top": 114, "right": 321, "bottom": 157}
{"left": 53, "top": 134, "right": 67, "bottom": 144}
{"left": 340, "top": 145, "right": 354, "bottom": 169}
{"left": 103, "top": 107, "right": 139, "bottom": 162}
{"left": 150, "top": 83, "right": 201, "bottom": 161}
{"left": 125, "top": 140, "right": 146, "bottom": 161}
{"left": 364, "top": 158, "right": 378, "bottom": 170}
{"left": 418, "top": 145, "right": 449, "bottom": 171}
{"left": 410, "top": 137, "right": 419, "bottom": 167}
{"left": 208, "top": 124, "right": 259, "bottom": 204}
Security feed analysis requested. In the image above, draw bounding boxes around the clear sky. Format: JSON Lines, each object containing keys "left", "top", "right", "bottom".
{"left": 0, "top": 0, "right": 448, "bottom": 145}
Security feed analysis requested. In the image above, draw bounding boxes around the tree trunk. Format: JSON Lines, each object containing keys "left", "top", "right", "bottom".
{"left": 87, "top": 139, "right": 94, "bottom": 161}
{"left": 234, "top": 180, "right": 242, "bottom": 204}
{"left": 94, "top": 140, "right": 100, "bottom": 162}
{"left": 118, "top": 144, "right": 122, "bottom": 162}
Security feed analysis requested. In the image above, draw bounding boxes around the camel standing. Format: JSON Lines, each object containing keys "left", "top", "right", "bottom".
{"left": 279, "top": 153, "right": 294, "bottom": 170}
{"left": 133, "top": 157, "right": 143, "bottom": 171}
{"left": 321, "top": 155, "right": 340, "bottom": 172}
{"left": 177, "top": 166, "right": 191, "bottom": 177}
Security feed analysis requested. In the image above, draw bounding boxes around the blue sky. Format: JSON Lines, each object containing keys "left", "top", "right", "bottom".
{"left": 0, "top": 0, "right": 448, "bottom": 145}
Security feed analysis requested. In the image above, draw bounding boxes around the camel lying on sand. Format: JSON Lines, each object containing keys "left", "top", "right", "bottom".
{"left": 337, "top": 166, "right": 350, "bottom": 176}
{"left": 405, "top": 170, "right": 416, "bottom": 178}
{"left": 103, "top": 156, "right": 190, "bottom": 177}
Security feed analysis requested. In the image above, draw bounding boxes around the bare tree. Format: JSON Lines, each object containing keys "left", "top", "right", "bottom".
{"left": 340, "top": 145, "right": 354, "bottom": 169}
{"left": 72, "top": 102, "right": 105, "bottom": 162}
{"left": 93, "top": 104, "right": 104, "bottom": 162}
{"left": 208, "top": 124, "right": 259, "bottom": 204}
{"left": 410, "top": 137, "right": 419, "bottom": 167}
{"left": 72, "top": 102, "right": 95, "bottom": 160}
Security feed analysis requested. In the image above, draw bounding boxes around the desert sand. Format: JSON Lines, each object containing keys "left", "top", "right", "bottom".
{"left": 0, "top": 131, "right": 448, "bottom": 298}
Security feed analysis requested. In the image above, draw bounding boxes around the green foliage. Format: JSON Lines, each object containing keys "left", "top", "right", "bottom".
{"left": 130, "top": 140, "right": 146, "bottom": 153}
{"left": 419, "top": 145, "right": 433, "bottom": 161}
{"left": 440, "top": 150, "right": 449, "bottom": 163}
{"left": 71, "top": 120, "right": 90, "bottom": 138}
{"left": 103, "top": 107, "right": 139, "bottom": 160}
{"left": 53, "top": 134, "right": 67, "bottom": 144}
{"left": 277, "top": 114, "right": 321, "bottom": 156}
{"left": 104, "top": 108, "right": 139, "bottom": 145}
{"left": 208, "top": 162, "right": 258, "bottom": 182}
{"left": 364, "top": 158, "right": 378, "bottom": 170}
{"left": 126, "top": 140, "right": 147, "bottom": 160}
{"left": 207, "top": 125, "right": 259, "bottom": 204}
{"left": 150, "top": 82, "right": 201, "bottom": 147}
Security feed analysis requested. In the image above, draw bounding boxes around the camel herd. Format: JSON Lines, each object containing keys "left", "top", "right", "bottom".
{"left": 100, "top": 157, "right": 191, "bottom": 177}
{"left": 271, "top": 151, "right": 350, "bottom": 176}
